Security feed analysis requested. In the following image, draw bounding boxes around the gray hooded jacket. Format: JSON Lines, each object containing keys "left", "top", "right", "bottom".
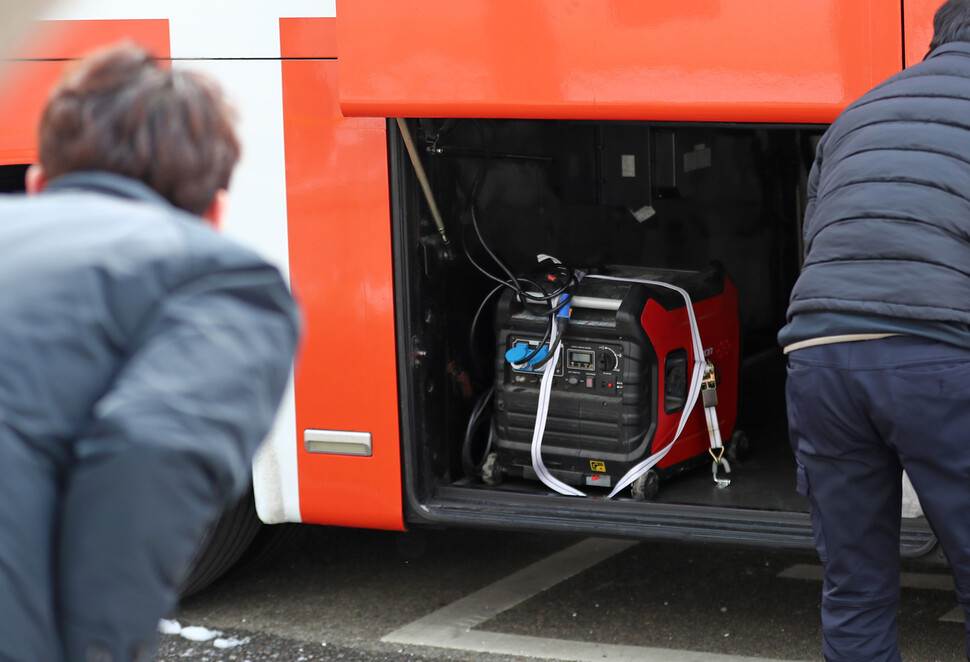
{"left": 0, "top": 170, "right": 300, "bottom": 490}
{"left": 0, "top": 171, "right": 301, "bottom": 662}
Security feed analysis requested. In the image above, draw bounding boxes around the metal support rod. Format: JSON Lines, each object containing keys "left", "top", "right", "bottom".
{"left": 396, "top": 118, "right": 449, "bottom": 246}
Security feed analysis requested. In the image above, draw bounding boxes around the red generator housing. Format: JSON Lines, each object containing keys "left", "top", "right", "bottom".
{"left": 492, "top": 265, "right": 739, "bottom": 494}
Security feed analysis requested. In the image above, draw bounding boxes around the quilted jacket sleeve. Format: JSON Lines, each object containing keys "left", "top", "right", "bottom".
{"left": 73, "top": 263, "right": 301, "bottom": 503}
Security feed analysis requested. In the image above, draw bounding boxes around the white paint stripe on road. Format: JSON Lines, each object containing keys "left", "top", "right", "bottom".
{"left": 388, "top": 538, "right": 635, "bottom": 632}
{"left": 778, "top": 564, "right": 955, "bottom": 591}
{"left": 383, "top": 537, "right": 806, "bottom": 662}
{"left": 389, "top": 628, "right": 799, "bottom": 662}
{"left": 941, "top": 606, "right": 964, "bottom": 623}
{"left": 779, "top": 564, "right": 963, "bottom": 624}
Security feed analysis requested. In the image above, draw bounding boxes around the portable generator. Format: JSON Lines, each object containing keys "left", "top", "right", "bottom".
{"left": 490, "top": 265, "right": 739, "bottom": 494}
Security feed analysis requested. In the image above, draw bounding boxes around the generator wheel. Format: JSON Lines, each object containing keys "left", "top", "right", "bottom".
{"left": 480, "top": 452, "right": 506, "bottom": 486}
{"left": 726, "top": 430, "right": 751, "bottom": 463}
{"left": 631, "top": 470, "right": 660, "bottom": 501}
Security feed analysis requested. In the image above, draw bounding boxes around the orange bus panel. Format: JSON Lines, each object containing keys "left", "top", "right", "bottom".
{"left": 280, "top": 17, "right": 338, "bottom": 59}
{"left": 0, "top": 62, "right": 69, "bottom": 167}
{"left": 905, "top": 0, "right": 940, "bottom": 67}
{"left": 336, "top": 0, "right": 903, "bottom": 123}
{"left": 282, "top": 56, "right": 404, "bottom": 530}
{"left": 0, "top": 20, "right": 170, "bottom": 167}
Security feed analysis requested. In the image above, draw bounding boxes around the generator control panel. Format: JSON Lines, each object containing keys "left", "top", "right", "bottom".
{"left": 507, "top": 337, "right": 623, "bottom": 395}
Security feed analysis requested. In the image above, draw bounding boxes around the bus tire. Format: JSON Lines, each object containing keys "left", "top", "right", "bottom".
{"left": 179, "top": 489, "right": 263, "bottom": 598}
{"left": 233, "top": 522, "right": 306, "bottom": 575}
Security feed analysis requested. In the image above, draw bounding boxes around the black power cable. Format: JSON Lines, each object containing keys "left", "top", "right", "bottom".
{"left": 460, "top": 386, "right": 495, "bottom": 479}
{"left": 427, "top": 119, "right": 581, "bottom": 479}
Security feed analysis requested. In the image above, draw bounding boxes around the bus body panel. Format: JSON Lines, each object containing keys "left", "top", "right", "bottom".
{"left": 0, "top": 3, "right": 943, "bottom": 556}
{"left": 281, "top": 20, "right": 404, "bottom": 529}
{"left": 0, "top": 20, "right": 170, "bottom": 167}
{"left": 0, "top": 5, "right": 405, "bottom": 529}
{"left": 336, "top": 0, "right": 902, "bottom": 123}
{"left": 905, "top": 0, "right": 940, "bottom": 67}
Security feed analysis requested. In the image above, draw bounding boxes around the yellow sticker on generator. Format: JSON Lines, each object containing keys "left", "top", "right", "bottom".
{"left": 589, "top": 460, "right": 606, "bottom": 473}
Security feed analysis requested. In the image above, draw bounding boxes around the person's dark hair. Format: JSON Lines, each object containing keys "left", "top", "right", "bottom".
{"left": 930, "top": 0, "right": 970, "bottom": 51}
{"left": 38, "top": 43, "right": 240, "bottom": 216}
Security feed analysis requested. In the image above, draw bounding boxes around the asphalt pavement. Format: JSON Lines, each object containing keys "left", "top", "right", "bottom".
{"left": 154, "top": 526, "right": 965, "bottom": 662}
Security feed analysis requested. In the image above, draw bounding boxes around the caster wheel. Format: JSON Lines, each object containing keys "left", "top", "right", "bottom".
{"left": 481, "top": 452, "right": 506, "bottom": 486}
{"left": 726, "top": 430, "right": 750, "bottom": 463}
{"left": 631, "top": 469, "right": 660, "bottom": 501}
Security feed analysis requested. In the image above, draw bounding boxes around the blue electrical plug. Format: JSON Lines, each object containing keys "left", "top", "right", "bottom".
{"left": 505, "top": 343, "right": 549, "bottom": 370}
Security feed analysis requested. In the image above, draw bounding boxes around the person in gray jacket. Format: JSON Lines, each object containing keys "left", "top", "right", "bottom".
{"left": 0, "top": 45, "right": 300, "bottom": 662}
{"left": 781, "top": 1, "right": 970, "bottom": 660}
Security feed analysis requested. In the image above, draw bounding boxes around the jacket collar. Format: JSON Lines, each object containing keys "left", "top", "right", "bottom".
{"left": 925, "top": 41, "right": 970, "bottom": 61}
{"left": 44, "top": 171, "right": 173, "bottom": 209}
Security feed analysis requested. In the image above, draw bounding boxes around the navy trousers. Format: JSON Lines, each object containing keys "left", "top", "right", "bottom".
{"left": 787, "top": 336, "right": 970, "bottom": 662}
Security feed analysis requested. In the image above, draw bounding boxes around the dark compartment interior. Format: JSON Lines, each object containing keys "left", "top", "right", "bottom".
{"left": 392, "top": 118, "right": 819, "bottom": 518}
{"left": 0, "top": 164, "right": 28, "bottom": 193}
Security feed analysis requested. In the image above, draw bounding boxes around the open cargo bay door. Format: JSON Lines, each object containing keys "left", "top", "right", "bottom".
{"left": 333, "top": 0, "right": 939, "bottom": 557}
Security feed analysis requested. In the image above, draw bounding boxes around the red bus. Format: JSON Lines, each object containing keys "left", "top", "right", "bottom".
{"left": 0, "top": 0, "right": 944, "bottom": 590}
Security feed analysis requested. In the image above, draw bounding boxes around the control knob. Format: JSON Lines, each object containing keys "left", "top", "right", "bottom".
{"left": 599, "top": 348, "right": 618, "bottom": 372}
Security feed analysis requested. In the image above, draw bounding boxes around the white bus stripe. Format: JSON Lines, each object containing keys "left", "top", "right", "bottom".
{"left": 177, "top": 57, "right": 299, "bottom": 524}
{"left": 39, "top": 0, "right": 335, "bottom": 58}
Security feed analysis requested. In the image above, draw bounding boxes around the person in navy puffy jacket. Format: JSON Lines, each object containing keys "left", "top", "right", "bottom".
{"left": 782, "top": 1, "right": 970, "bottom": 659}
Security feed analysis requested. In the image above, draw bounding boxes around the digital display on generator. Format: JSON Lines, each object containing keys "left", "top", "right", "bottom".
{"left": 568, "top": 349, "right": 595, "bottom": 370}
